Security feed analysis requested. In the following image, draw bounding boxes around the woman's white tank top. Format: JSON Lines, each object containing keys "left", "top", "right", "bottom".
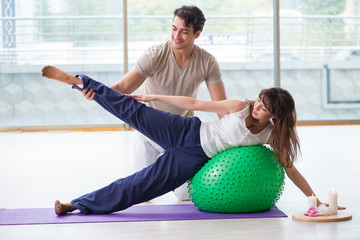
{"left": 199, "top": 105, "right": 273, "bottom": 158}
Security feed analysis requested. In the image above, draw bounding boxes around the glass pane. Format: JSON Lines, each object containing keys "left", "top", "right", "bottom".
{"left": 280, "top": 0, "right": 360, "bottom": 121}
{"left": 0, "top": 0, "right": 124, "bottom": 127}
{"left": 1, "top": 0, "right": 275, "bottom": 128}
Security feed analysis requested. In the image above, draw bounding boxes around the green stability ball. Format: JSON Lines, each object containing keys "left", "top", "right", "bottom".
{"left": 188, "top": 145, "right": 285, "bottom": 213}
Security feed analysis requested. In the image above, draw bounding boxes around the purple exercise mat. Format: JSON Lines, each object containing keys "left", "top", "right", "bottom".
{"left": 0, "top": 204, "right": 287, "bottom": 226}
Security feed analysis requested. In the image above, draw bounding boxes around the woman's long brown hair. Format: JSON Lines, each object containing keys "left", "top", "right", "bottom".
{"left": 249, "top": 88, "right": 300, "bottom": 168}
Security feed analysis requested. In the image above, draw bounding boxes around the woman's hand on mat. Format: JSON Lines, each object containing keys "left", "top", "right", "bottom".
{"left": 76, "top": 87, "right": 96, "bottom": 100}
{"left": 337, "top": 205, "right": 346, "bottom": 210}
{"left": 318, "top": 201, "right": 346, "bottom": 210}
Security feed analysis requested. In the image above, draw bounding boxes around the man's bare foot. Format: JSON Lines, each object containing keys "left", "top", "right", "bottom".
{"left": 55, "top": 200, "right": 77, "bottom": 216}
{"left": 41, "top": 66, "right": 82, "bottom": 85}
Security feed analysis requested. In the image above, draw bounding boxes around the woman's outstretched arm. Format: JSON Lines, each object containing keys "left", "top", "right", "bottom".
{"left": 129, "top": 94, "right": 247, "bottom": 115}
{"left": 284, "top": 164, "right": 346, "bottom": 209}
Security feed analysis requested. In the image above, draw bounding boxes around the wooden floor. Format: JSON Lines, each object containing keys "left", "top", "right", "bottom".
{"left": 0, "top": 125, "right": 359, "bottom": 240}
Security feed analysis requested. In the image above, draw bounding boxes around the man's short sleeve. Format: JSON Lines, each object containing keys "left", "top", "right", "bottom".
{"left": 205, "top": 56, "right": 222, "bottom": 85}
{"left": 132, "top": 47, "right": 154, "bottom": 78}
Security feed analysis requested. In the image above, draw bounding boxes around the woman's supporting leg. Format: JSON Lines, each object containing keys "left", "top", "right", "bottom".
{"left": 71, "top": 146, "right": 208, "bottom": 214}
{"left": 55, "top": 200, "right": 77, "bottom": 215}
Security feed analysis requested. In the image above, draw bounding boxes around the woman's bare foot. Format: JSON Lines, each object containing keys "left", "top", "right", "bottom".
{"left": 41, "top": 66, "right": 82, "bottom": 85}
{"left": 55, "top": 200, "right": 77, "bottom": 216}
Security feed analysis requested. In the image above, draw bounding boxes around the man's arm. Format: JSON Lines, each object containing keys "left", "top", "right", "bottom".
{"left": 110, "top": 71, "right": 146, "bottom": 94}
{"left": 207, "top": 81, "right": 227, "bottom": 119}
{"left": 82, "top": 70, "right": 146, "bottom": 100}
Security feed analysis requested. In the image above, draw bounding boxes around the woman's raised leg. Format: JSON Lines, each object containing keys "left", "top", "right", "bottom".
{"left": 70, "top": 146, "right": 207, "bottom": 214}
{"left": 41, "top": 66, "right": 201, "bottom": 151}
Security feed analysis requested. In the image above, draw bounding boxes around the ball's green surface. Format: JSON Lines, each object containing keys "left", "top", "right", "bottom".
{"left": 188, "top": 145, "right": 285, "bottom": 213}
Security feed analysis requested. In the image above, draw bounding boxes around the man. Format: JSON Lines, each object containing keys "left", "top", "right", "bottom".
{"left": 82, "top": 5, "right": 227, "bottom": 200}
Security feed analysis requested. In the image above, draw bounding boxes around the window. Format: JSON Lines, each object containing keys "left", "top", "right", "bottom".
{"left": 1, "top": 0, "right": 359, "bottom": 128}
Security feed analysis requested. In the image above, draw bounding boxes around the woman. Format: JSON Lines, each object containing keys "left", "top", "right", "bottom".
{"left": 41, "top": 66, "right": 341, "bottom": 215}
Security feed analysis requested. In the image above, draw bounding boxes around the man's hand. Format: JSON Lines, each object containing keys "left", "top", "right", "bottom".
{"left": 76, "top": 87, "right": 96, "bottom": 101}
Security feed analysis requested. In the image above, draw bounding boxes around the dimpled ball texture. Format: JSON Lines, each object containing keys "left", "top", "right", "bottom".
{"left": 188, "top": 145, "right": 285, "bottom": 213}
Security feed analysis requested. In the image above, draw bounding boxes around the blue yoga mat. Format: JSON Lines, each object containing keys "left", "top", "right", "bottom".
{"left": 0, "top": 204, "right": 287, "bottom": 225}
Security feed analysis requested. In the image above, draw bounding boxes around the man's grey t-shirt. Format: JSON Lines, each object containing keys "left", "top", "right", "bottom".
{"left": 133, "top": 40, "right": 223, "bottom": 118}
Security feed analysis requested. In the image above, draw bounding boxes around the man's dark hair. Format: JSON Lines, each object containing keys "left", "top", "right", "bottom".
{"left": 173, "top": 5, "right": 206, "bottom": 33}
